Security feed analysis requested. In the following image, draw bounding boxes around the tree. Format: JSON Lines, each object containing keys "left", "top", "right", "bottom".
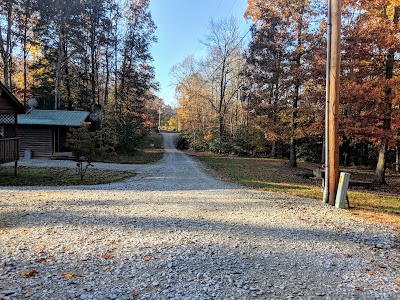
{"left": 201, "top": 17, "right": 245, "bottom": 152}
{"left": 341, "top": 1, "right": 400, "bottom": 184}
{"left": 0, "top": 0, "right": 17, "bottom": 88}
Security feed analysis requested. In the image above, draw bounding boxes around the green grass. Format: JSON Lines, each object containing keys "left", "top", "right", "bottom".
{"left": 0, "top": 167, "right": 135, "bottom": 186}
{"left": 194, "top": 153, "right": 400, "bottom": 231}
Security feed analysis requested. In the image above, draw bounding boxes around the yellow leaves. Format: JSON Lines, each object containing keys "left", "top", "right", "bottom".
{"left": 21, "top": 269, "right": 38, "bottom": 277}
{"left": 63, "top": 273, "right": 76, "bottom": 280}
{"left": 63, "top": 273, "right": 82, "bottom": 280}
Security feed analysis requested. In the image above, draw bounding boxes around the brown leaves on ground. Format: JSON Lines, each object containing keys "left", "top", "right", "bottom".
{"left": 100, "top": 252, "right": 113, "bottom": 260}
{"left": 35, "top": 257, "right": 55, "bottom": 264}
{"left": 63, "top": 273, "right": 82, "bottom": 280}
{"left": 130, "top": 290, "right": 139, "bottom": 297}
{"left": 143, "top": 255, "right": 154, "bottom": 261}
{"left": 21, "top": 269, "right": 38, "bottom": 277}
{"left": 63, "top": 273, "right": 75, "bottom": 280}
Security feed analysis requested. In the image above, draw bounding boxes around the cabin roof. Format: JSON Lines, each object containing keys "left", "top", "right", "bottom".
{"left": 0, "top": 81, "right": 26, "bottom": 114}
{"left": 18, "top": 110, "right": 90, "bottom": 127}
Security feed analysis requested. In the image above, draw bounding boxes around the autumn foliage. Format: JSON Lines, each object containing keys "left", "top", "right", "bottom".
{"left": 175, "top": 0, "right": 400, "bottom": 183}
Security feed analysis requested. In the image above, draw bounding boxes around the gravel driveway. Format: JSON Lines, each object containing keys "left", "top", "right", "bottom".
{"left": 0, "top": 133, "right": 399, "bottom": 300}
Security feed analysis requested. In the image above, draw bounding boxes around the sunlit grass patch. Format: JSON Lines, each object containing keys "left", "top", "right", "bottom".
{"left": 194, "top": 153, "right": 400, "bottom": 231}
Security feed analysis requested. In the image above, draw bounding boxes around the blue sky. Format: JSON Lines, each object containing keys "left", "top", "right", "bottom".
{"left": 149, "top": 0, "right": 250, "bottom": 107}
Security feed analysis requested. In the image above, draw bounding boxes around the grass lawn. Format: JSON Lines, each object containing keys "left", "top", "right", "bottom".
{"left": 0, "top": 166, "right": 135, "bottom": 186}
{"left": 193, "top": 152, "right": 400, "bottom": 231}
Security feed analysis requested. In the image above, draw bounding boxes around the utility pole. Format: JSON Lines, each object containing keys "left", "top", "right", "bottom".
{"left": 323, "top": 0, "right": 332, "bottom": 204}
{"left": 328, "top": 0, "right": 341, "bottom": 205}
{"left": 158, "top": 107, "right": 161, "bottom": 130}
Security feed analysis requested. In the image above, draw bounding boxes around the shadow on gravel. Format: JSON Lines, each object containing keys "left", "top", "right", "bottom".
{"left": 2, "top": 208, "right": 357, "bottom": 246}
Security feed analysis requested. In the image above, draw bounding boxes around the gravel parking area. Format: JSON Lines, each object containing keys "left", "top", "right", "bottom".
{"left": 0, "top": 133, "right": 399, "bottom": 299}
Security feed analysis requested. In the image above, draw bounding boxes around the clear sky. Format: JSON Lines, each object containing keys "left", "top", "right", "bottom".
{"left": 149, "top": 0, "right": 250, "bottom": 107}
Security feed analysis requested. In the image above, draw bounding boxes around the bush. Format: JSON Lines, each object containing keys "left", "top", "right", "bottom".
{"left": 66, "top": 127, "right": 118, "bottom": 180}
{"left": 112, "top": 119, "right": 148, "bottom": 153}
{"left": 175, "top": 135, "right": 189, "bottom": 150}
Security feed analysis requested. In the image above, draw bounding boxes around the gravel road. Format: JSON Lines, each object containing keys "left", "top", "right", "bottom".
{"left": 0, "top": 133, "right": 399, "bottom": 300}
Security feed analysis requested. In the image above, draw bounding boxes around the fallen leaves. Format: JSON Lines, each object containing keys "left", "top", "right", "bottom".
{"left": 336, "top": 226, "right": 345, "bottom": 231}
{"left": 35, "top": 257, "right": 55, "bottom": 264}
{"left": 100, "top": 253, "right": 113, "bottom": 260}
{"left": 377, "top": 263, "right": 387, "bottom": 269}
{"left": 143, "top": 255, "right": 154, "bottom": 261}
{"left": 63, "top": 273, "right": 82, "bottom": 280}
{"left": 63, "top": 273, "right": 76, "bottom": 280}
{"left": 130, "top": 290, "right": 139, "bottom": 297}
{"left": 21, "top": 269, "right": 38, "bottom": 277}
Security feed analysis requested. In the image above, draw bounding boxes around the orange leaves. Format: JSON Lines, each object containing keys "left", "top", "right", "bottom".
{"left": 63, "top": 272, "right": 83, "bottom": 280}
{"left": 63, "top": 273, "right": 76, "bottom": 280}
{"left": 143, "top": 255, "right": 154, "bottom": 261}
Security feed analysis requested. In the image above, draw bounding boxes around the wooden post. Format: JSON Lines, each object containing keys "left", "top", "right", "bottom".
{"left": 328, "top": 0, "right": 341, "bottom": 205}
{"left": 323, "top": 0, "right": 332, "bottom": 204}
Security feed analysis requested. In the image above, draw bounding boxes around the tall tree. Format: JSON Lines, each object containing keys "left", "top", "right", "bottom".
{"left": 0, "top": 0, "right": 16, "bottom": 88}
{"left": 245, "top": 0, "right": 322, "bottom": 166}
{"left": 201, "top": 17, "right": 244, "bottom": 152}
{"left": 341, "top": 0, "right": 400, "bottom": 184}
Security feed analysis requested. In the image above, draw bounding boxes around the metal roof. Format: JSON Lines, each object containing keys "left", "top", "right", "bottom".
{"left": 18, "top": 110, "right": 90, "bottom": 127}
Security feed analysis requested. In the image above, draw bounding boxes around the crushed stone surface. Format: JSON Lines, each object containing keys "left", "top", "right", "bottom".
{"left": 0, "top": 133, "right": 399, "bottom": 300}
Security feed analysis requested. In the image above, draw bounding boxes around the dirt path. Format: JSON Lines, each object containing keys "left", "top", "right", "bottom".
{"left": 0, "top": 133, "right": 399, "bottom": 299}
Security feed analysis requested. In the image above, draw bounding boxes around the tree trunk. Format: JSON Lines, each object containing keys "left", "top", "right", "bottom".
{"left": 55, "top": 38, "right": 63, "bottom": 109}
{"left": 219, "top": 113, "right": 224, "bottom": 152}
{"left": 289, "top": 136, "right": 297, "bottom": 167}
{"left": 104, "top": 48, "right": 110, "bottom": 107}
{"left": 3, "top": 2, "right": 13, "bottom": 87}
{"left": 271, "top": 141, "right": 276, "bottom": 158}
{"left": 55, "top": 13, "right": 65, "bottom": 110}
{"left": 90, "top": 21, "right": 97, "bottom": 110}
{"left": 395, "top": 142, "right": 399, "bottom": 173}
{"left": 374, "top": 140, "right": 388, "bottom": 185}
{"left": 373, "top": 6, "right": 400, "bottom": 184}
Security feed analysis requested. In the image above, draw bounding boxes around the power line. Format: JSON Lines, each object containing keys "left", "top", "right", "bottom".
{"left": 226, "top": 0, "right": 238, "bottom": 18}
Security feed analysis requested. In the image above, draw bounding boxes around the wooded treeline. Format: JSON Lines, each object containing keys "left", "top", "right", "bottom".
{"left": 0, "top": 0, "right": 167, "bottom": 152}
{"left": 174, "top": 0, "right": 400, "bottom": 185}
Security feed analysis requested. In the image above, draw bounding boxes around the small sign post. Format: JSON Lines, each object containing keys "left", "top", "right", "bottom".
{"left": 335, "top": 172, "right": 350, "bottom": 209}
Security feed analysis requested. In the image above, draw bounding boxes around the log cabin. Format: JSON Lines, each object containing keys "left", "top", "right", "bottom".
{"left": 0, "top": 82, "right": 26, "bottom": 174}
{"left": 17, "top": 110, "right": 90, "bottom": 158}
